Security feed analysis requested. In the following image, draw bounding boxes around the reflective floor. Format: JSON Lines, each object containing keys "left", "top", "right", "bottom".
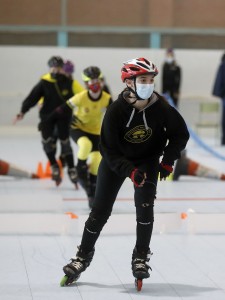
{"left": 0, "top": 126, "right": 225, "bottom": 299}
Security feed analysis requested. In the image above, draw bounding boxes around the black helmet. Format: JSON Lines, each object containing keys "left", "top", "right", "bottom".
{"left": 82, "top": 66, "right": 103, "bottom": 81}
{"left": 48, "top": 56, "right": 64, "bottom": 68}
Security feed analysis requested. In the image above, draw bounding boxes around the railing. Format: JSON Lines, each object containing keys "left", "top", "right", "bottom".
{"left": 1, "top": 25, "right": 225, "bottom": 47}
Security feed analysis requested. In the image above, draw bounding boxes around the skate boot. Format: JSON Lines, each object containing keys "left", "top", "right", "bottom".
{"left": 59, "top": 154, "right": 66, "bottom": 168}
{"left": 68, "top": 167, "right": 78, "bottom": 188}
{"left": 51, "top": 164, "right": 62, "bottom": 186}
{"left": 132, "top": 247, "right": 152, "bottom": 291}
{"left": 77, "top": 164, "right": 91, "bottom": 196}
{"left": 60, "top": 246, "right": 95, "bottom": 286}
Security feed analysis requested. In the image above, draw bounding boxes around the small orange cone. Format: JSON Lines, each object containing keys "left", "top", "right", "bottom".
{"left": 45, "top": 161, "right": 52, "bottom": 178}
{"left": 181, "top": 212, "right": 188, "bottom": 219}
{"left": 36, "top": 162, "right": 45, "bottom": 178}
{"left": 65, "top": 212, "right": 78, "bottom": 219}
{"left": 44, "top": 160, "right": 63, "bottom": 178}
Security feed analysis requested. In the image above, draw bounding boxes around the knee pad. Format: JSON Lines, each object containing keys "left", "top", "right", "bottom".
{"left": 77, "top": 137, "right": 92, "bottom": 160}
{"left": 136, "top": 204, "right": 154, "bottom": 225}
{"left": 88, "top": 151, "right": 102, "bottom": 175}
{"left": 60, "top": 138, "right": 72, "bottom": 155}
{"left": 135, "top": 185, "right": 156, "bottom": 208}
{"left": 85, "top": 209, "right": 111, "bottom": 233}
{"left": 42, "top": 137, "right": 56, "bottom": 153}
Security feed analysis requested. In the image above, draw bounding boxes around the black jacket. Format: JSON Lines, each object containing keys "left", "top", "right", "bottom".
{"left": 162, "top": 62, "right": 181, "bottom": 93}
{"left": 20, "top": 73, "right": 75, "bottom": 119}
{"left": 99, "top": 91, "right": 189, "bottom": 177}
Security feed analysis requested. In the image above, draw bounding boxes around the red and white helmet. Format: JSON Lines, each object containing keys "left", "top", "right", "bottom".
{"left": 121, "top": 57, "right": 158, "bottom": 82}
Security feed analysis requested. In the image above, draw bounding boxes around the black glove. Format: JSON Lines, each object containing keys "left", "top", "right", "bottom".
{"left": 130, "top": 168, "right": 146, "bottom": 187}
{"left": 159, "top": 162, "right": 173, "bottom": 181}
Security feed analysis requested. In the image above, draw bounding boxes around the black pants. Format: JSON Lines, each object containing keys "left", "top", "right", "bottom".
{"left": 40, "top": 116, "right": 74, "bottom": 166}
{"left": 41, "top": 117, "right": 71, "bottom": 141}
{"left": 80, "top": 157, "right": 159, "bottom": 253}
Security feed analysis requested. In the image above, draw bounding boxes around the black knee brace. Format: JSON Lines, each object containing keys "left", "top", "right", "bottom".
{"left": 85, "top": 209, "right": 111, "bottom": 234}
{"left": 60, "top": 138, "right": 72, "bottom": 155}
{"left": 136, "top": 202, "right": 154, "bottom": 225}
{"left": 42, "top": 137, "right": 56, "bottom": 153}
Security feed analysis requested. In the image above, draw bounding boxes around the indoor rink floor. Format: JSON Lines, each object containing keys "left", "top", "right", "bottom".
{"left": 0, "top": 126, "right": 225, "bottom": 300}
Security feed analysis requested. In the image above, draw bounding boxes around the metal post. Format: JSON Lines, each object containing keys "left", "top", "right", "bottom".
{"left": 150, "top": 32, "right": 161, "bottom": 48}
{"left": 58, "top": 0, "right": 68, "bottom": 47}
{"left": 57, "top": 31, "right": 68, "bottom": 47}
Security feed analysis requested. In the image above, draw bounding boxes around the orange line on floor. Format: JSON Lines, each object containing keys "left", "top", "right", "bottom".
{"left": 63, "top": 197, "right": 225, "bottom": 201}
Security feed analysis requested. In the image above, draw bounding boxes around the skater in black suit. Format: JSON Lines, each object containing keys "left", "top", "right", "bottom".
{"left": 61, "top": 57, "right": 189, "bottom": 287}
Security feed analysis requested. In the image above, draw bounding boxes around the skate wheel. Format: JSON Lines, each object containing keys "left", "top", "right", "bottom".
{"left": 60, "top": 275, "right": 69, "bottom": 287}
{"left": 55, "top": 179, "right": 62, "bottom": 186}
{"left": 135, "top": 278, "right": 142, "bottom": 291}
{"left": 60, "top": 274, "right": 81, "bottom": 287}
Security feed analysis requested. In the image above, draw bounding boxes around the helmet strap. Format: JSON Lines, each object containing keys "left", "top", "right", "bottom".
{"left": 126, "top": 77, "right": 142, "bottom": 100}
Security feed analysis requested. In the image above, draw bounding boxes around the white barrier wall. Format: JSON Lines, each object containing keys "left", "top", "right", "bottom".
{"left": 0, "top": 46, "right": 223, "bottom": 126}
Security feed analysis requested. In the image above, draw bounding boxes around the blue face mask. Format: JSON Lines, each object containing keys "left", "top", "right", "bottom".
{"left": 136, "top": 83, "right": 154, "bottom": 100}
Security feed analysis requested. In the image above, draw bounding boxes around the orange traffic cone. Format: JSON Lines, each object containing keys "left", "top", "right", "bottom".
{"left": 65, "top": 212, "right": 78, "bottom": 219}
{"left": 36, "top": 162, "right": 45, "bottom": 178}
{"left": 44, "top": 160, "right": 63, "bottom": 178}
{"left": 45, "top": 161, "right": 52, "bottom": 178}
{"left": 173, "top": 153, "right": 225, "bottom": 181}
{"left": 0, "top": 159, "right": 39, "bottom": 179}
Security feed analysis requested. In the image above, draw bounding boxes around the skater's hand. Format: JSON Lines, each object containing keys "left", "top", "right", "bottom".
{"left": 13, "top": 113, "right": 24, "bottom": 124}
{"left": 159, "top": 162, "right": 173, "bottom": 181}
{"left": 130, "top": 169, "right": 146, "bottom": 187}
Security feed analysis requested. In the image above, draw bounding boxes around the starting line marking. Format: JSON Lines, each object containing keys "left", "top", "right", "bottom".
{"left": 63, "top": 197, "right": 225, "bottom": 202}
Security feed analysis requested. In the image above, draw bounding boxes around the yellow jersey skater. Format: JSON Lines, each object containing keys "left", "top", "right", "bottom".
{"left": 41, "top": 66, "right": 112, "bottom": 207}
{"left": 68, "top": 67, "right": 112, "bottom": 208}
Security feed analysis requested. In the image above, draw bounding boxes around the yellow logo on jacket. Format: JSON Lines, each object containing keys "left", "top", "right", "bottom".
{"left": 124, "top": 125, "right": 152, "bottom": 143}
{"left": 62, "top": 89, "right": 69, "bottom": 96}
